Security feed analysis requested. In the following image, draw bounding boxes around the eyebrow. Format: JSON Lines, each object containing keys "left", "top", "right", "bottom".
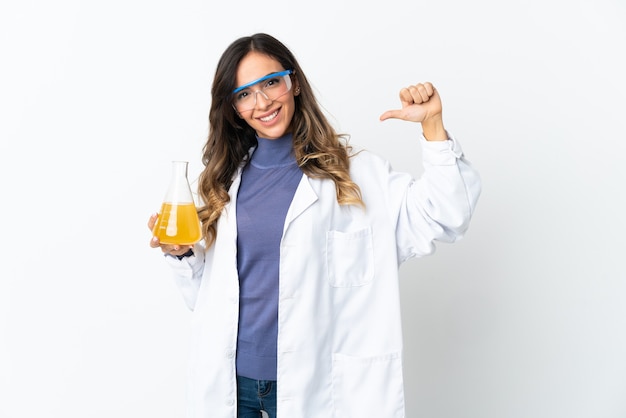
{"left": 232, "top": 70, "right": 292, "bottom": 94}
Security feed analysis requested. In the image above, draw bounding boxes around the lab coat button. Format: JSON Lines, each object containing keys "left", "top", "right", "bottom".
{"left": 226, "top": 398, "right": 235, "bottom": 406}
{"left": 226, "top": 349, "right": 235, "bottom": 359}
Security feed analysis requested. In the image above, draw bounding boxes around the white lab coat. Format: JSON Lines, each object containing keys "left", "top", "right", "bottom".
{"left": 166, "top": 134, "right": 481, "bottom": 417}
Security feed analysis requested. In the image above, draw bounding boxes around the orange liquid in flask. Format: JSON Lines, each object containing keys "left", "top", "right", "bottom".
{"left": 153, "top": 202, "right": 202, "bottom": 245}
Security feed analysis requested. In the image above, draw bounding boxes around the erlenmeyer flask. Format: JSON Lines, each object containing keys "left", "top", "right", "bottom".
{"left": 152, "top": 161, "right": 202, "bottom": 245}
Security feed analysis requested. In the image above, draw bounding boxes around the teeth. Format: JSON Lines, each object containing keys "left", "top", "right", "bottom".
{"left": 260, "top": 110, "right": 278, "bottom": 122}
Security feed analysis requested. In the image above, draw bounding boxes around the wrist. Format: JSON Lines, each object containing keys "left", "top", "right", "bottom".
{"left": 175, "top": 248, "right": 194, "bottom": 260}
{"left": 421, "top": 116, "right": 446, "bottom": 141}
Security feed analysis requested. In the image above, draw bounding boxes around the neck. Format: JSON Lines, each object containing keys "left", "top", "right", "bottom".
{"left": 251, "top": 133, "right": 295, "bottom": 168}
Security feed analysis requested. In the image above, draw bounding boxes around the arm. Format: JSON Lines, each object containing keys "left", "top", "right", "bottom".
{"left": 163, "top": 242, "right": 205, "bottom": 310}
{"left": 148, "top": 213, "right": 205, "bottom": 310}
{"left": 380, "top": 82, "right": 481, "bottom": 260}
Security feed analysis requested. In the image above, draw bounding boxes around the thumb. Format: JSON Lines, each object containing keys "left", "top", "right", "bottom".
{"left": 379, "top": 109, "right": 404, "bottom": 121}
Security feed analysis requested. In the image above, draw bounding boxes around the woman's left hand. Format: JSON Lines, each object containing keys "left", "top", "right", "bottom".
{"left": 379, "top": 81, "right": 446, "bottom": 141}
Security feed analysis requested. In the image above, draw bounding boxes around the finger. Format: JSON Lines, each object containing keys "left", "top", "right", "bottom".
{"left": 147, "top": 212, "right": 159, "bottom": 230}
{"left": 398, "top": 88, "right": 414, "bottom": 107}
{"left": 423, "top": 82, "right": 434, "bottom": 97}
{"left": 408, "top": 84, "right": 429, "bottom": 104}
{"left": 167, "top": 245, "right": 193, "bottom": 256}
{"left": 418, "top": 82, "right": 435, "bottom": 102}
{"left": 379, "top": 109, "right": 404, "bottom": 121}
{"left": 150, "top": 236, "right": 161, "bottom": 248}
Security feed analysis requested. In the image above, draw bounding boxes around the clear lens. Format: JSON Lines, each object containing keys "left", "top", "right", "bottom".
{"left": 232, "top": 71, "right": 293, "bottom": 112}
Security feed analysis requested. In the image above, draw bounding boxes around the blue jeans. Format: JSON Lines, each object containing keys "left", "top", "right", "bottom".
{"left": 237, "top": 375, "right": 277, "bottom": 418}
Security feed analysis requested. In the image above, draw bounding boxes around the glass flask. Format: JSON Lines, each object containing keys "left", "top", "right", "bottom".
{"left": 152, "top": 161, "right": 202, "bottom": 245}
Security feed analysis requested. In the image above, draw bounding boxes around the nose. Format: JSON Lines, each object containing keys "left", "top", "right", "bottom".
{"left": 254, "top": 90, "right": 272, "bottom": 108}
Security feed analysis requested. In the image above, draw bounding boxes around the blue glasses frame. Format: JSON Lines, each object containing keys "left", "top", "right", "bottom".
{"left": 232, "top": 69, "right": 294, "bottom": 94}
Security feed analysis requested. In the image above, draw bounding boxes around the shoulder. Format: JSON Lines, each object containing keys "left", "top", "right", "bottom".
{"left": 348, "top": 146, "right": 391, "bottom": 172}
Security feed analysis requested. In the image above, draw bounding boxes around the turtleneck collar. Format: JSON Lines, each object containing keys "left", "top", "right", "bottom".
{"left": 250, "top": 133, "right": 296, "bottom": 169}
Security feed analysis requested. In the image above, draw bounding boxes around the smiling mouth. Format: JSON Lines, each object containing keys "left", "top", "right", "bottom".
{"left": 259, "top": 109, "right": 279, "bottom": 122}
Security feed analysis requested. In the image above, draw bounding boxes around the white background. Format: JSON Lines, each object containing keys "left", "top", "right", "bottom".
{"left": 1, "top": 0, "right": 625, "bottom": 417}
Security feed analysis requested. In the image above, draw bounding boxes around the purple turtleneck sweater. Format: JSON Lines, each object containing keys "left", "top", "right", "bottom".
{"left": 235, "top": 133, "right": 303, "bottom": 380}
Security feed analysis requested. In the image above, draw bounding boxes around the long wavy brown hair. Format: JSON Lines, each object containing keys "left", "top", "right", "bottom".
{"left": 197, "top": 33, "right": 364, "bottom": 248}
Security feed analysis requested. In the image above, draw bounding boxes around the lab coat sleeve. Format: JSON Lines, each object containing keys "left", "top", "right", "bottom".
{"left": 397, "top": 133, "right": 481, "bottom": 262}
{"left": 164, "top": 241, "right": 206, "bottom": 311}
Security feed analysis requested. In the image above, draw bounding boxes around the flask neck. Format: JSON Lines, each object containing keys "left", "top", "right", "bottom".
{"left": 164, "top": 160, "right": 194, "bottom": 204}
{"left": 171, "top": 161, "right": 189, "bottom": 179}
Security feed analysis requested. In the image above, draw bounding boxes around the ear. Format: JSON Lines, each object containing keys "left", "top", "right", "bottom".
{"left": 294, "top": 84, "right": 301, "bottom": 96}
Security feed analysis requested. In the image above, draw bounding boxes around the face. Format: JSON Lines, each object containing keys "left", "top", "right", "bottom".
{"left": 234, "top": 51, "right": 298, "bottom": 140}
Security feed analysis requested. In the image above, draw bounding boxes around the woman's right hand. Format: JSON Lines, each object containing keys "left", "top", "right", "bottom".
{"left": 148, "top": 213, "right": 194, "bottom": 256}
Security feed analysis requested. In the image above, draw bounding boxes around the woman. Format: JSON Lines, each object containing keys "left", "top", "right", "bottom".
{"left": 148, "top": 33, "right": 481, "bottom": 418}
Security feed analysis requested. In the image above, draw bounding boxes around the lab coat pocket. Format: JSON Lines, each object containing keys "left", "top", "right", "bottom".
{"left": 326, "top": 227, "right": 374, "bottom": 287}
{"left": 331, "top": 351, "right": 405, "bottom": 418}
